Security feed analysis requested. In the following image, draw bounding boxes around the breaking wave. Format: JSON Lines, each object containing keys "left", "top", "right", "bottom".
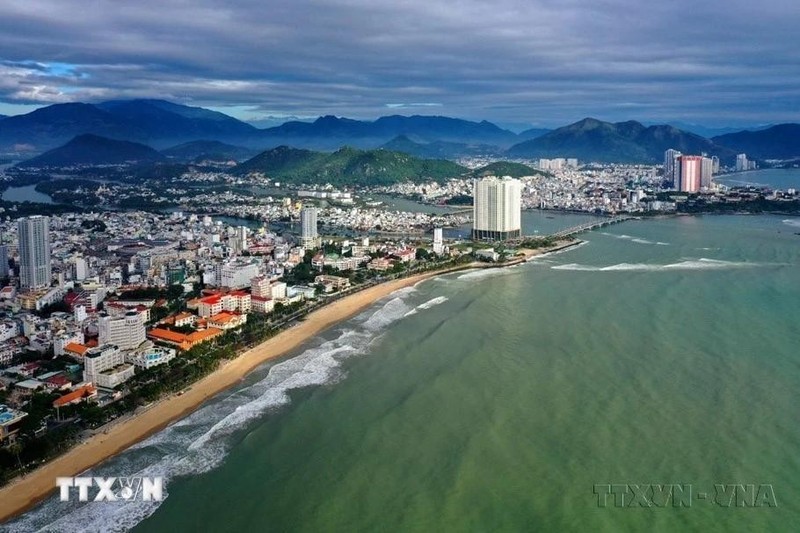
{"left": 601, "top": 232, "right": 669, "bottom": 246}
{"left": 456, "top": 267, "right": 519, "bottom": 281}
{"left": 552, "top": 258, "right": 768, "bottom": 272}
{"left": 4, "top": 285, "right": 442, "bottom": 533}
{"left": 404, "top": 296, "right": 449, "bottom": 316}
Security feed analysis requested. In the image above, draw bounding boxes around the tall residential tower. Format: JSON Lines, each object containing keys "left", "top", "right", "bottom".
{"left": 472, "top": 176, "right": 522, "bottom": 240}
{"left": 17, "top": 215, "right": 51, "bottom": 290}
{"left": 300, "top": 206, "right": 320, "bottom": 248}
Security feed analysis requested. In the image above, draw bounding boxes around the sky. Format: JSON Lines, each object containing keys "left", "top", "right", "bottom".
{"left": 1, "top": 0, "right": 799, "bottom": 128}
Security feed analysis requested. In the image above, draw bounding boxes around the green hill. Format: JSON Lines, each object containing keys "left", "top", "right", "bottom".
{"left": 236, "top": 146, "right": 466, "bottom": 186}
{"left": 507, "top": 118, "right": 734, "bottom": 163}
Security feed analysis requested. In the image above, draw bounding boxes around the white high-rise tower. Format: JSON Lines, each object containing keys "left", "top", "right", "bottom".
{"left": 300, "top": 207, "right": 320, "bottom": 248}
{"left": 472, "top": 176, "right": 522, "bottom": 240}
{"left": 433, "top": 228, "right": 443, "bottom": 255}
{"left": 18, "top": 215, "right": 51, "bottom": 290}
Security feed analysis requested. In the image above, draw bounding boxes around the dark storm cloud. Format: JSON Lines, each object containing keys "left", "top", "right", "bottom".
{"left": 0, "top": 0, "right": 798, "bottom": 126}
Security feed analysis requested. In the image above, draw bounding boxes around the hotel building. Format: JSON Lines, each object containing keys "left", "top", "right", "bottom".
{"left": 18, "top": 216, "right": 51, "bottom": 290}
{"left": 472, "top": 176, "right": 522, "bottom": 240}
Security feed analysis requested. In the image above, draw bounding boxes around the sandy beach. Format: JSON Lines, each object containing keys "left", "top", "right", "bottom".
{"left": 0, "top": 242, "right": 577, "bottom": 522}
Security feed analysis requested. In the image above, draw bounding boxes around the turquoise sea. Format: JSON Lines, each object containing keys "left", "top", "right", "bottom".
{"left": 715, "top": 168, "right": 800, "bottom": 190}
{"left": 4, "top": 212, "right": 800, "bottom": 532}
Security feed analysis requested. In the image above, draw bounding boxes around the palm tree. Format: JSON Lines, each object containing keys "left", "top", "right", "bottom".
{"left": 8, "top": 440, "right": 24, "bottom": 472}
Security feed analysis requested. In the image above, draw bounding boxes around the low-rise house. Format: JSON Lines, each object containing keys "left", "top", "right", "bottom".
{"left": 207, "top": 311, "right": 247, "bottom": 330}
{"left": 148, "top": 327, "right": 224, "bottom": 351}
{"left": 15, "top": 379, "right": 45, "bottom": 395}
{"left": 288, "top": 286, "right": 317, "bottom": 300}
{"left": 367, "top": 258, "right": 393, "bottom": 271}
{"left": 250, "top": 296, "right": 275, "bottom": 314}
{"left": 314, "top": 275, "right": 351, "bottom": 293}
{"left": 64, "top": 342, "right": 89, "bottom": 361}
{"left": 126, "top": 342, "right": 177, "bottom": 370}
{"left": 0, "top": 404, "right": 27, "bottom": 443}
{"left": 52, "top": 384, "right": 98, "bottom": 409}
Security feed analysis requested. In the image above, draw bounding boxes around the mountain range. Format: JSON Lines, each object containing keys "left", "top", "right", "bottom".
{"left": 1, "top": 99, "right": 797, "bottom": 163}
{"left": 0, "top": 100, "right": 535, "bottom": 153}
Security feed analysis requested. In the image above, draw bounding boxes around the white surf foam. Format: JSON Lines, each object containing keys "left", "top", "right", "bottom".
{"left": 782, "top": 218, "right": 800, "bottom": 228}
{"left": 4, "top": 289, "right": 420, "bottom": 533}
{"left": 457, "top": 267, "right": 515, "bottom": 280}
{"left": 552, "top": 258, "right": 767, "bottom": 272}
{"left": 601, "top": 232, "right": 667, "bottom": 246}
{"left": 416, "top": 296, "right": 448, "bottom": 310}
{"left": 404, "top": 296, "right": 449, "bottom": 317}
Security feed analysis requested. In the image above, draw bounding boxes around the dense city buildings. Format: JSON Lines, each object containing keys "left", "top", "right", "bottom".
{"left": 472, "top": 176, "right": 522, "bottom": 240}
{"left": 664, "top": 150, "right": 716, "bottom": 192}
{"left": 734, "top": 153, "right": 757, "bottom": 172}
{"left": 537, "top": 158, "right": 579, "bottom": 171}
{"left": 17, "top": 216, "right": 51, "bottom": 291}
{"left": 736, "top": 153, "right": 748, "bottom": 172}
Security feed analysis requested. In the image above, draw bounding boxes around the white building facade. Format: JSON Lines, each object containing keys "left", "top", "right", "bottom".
{"left": 472, "top": 176, "right": 522, "bottom": 240}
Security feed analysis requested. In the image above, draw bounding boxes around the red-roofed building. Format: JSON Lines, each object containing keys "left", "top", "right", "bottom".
{"left": 198, "top": 295, "right": 224, "bottom": 318}
{"left": 198, "top": 292, "right": 250, "bottom": 317}
{"left": 44, "top": 374, "right": 72, "bottom": 390}
{"left": 207, "top": 311, "right": 247, "bottom": 331}
{"left": 53, "top": 384, "right": 98, "bottom": 408}
{"left": 148, "top": 327, "right": 224, "bottom": 351}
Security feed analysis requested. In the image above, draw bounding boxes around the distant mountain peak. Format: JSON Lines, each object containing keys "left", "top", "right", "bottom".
{"left": 507, "top": 118, "right": 733, "bottom": 163}
{"left": 15, "top": 134, "right": 165, "bottom": 168}
{"left": 712, "top": 123, "right": 800, "bottom": 159}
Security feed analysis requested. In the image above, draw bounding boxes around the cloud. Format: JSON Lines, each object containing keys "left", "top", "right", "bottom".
{"left": 0, "top": 0, "right": 799, "bottom": 126}
{"left": 385, "top": 103, "right": 443, "bottom": 109}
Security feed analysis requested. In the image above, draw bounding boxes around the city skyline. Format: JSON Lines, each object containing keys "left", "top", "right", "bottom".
{"left": 2, "top": 0, "right": 799, "bottom": 128}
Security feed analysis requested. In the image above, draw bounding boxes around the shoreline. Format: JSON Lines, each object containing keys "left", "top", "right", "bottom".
{"left": 0, "top": 241, "right": 578, "bottom": 523}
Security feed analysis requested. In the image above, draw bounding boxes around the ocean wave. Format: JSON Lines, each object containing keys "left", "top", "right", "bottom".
{"left": 457, "top": 268, "right": 516, "bottom": 280}
{"left": 552, "top": 258, "right": 767, "bottom": 272}
{"left": 4, "top": 289, "right": 418, "bottom": 533}
{"left": 781, "top": 219, "right": 800, "bottom": 228}
{"left": 601, "top": 232, "right": 667, "bottom": 246}
{"left": 404, "top": 296, "right": 449, "bottom": 317}
{"left": 416, "top": 296, "right": 449, "bottom": 310}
